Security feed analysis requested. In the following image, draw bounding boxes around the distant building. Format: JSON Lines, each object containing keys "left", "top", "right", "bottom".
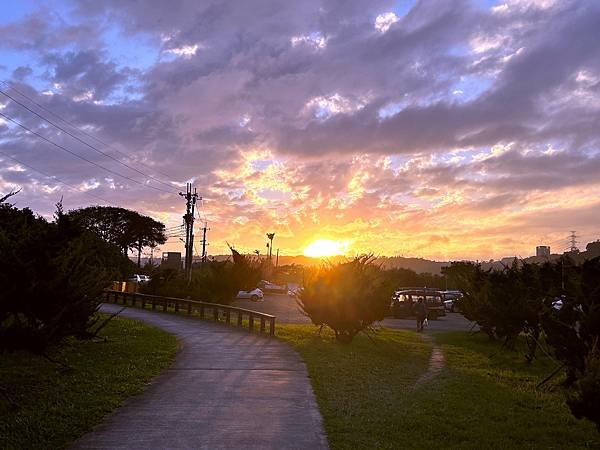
{"left": 536, "top": 246, "right": 551, "bottom": 257}
{"left": 161, "top": 252, "right": 182, "bottom": 270}
{"left": 501, "top": 256, "right": 518, "bottom": 266}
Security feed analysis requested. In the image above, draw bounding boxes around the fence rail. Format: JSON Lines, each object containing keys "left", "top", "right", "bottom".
{"left": 103, "top": 290, "right": 276, "bottom": 336}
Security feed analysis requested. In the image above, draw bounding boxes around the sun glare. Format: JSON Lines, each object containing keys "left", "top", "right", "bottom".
{"left": 303, "top": 239, "right": 349, "bottom": 258}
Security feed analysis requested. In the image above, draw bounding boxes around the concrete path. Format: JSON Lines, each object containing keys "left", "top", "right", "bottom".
{"left": 72, "top": 304, "right": 328, "bottom": 450}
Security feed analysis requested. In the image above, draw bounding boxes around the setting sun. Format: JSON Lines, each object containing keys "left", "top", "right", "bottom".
{"left": 303, "top": 239, "right": 350, "bottom": 258}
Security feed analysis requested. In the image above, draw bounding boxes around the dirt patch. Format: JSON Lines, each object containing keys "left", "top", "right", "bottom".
{"left": 413, "top": 335, "right": 445, "bottom": 388}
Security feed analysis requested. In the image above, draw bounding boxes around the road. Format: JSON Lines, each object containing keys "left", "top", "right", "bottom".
{"left": 72, "top": 304, "right": 328, "bottom": 450}
{"left": 233, "top": 294, "right": 474, "bottom": 332}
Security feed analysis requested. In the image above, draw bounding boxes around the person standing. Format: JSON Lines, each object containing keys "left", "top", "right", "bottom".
{"left": 414, "top": 298, "right": 428, "bottom": 332}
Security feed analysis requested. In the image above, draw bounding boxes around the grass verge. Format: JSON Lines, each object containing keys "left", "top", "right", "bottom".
{"left": 0, "top": 315, "right": 177, "bottom": 449}
{"left": 278, "top": 324, "right": 600, "bottom": 449}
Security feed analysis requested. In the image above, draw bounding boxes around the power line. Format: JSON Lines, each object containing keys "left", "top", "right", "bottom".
{"left": 0, "top": 87, "right": 179, "bottom": 193}
{"left": 0, "top": 110, "right": 175, "bottom": 194}
{"left": 0, "top": 81, "right": 177, "bottom": 181}
{"left": 0, "top": 150, "right": 115, "bottom": 205}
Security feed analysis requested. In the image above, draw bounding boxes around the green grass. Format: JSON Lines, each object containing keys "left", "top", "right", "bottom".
{"left": 277, "top": 325, "right": 600, "bottom": 449}
{"left": 277, "top": 324, "right": 432, "bottom": 449}
{"left": 0, "top": 315, "right": 178, "bottom": 449}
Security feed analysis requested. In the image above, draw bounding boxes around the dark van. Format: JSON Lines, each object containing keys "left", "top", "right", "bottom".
{"left": 390, "top": 288, "right": 446, "bottom": 320}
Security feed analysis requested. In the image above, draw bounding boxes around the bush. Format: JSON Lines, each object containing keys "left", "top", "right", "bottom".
{"left": 542, "top": 257, "right": 600, "bottom": 431}
{"left": 297, "top": 255, "right": 391, "bottom": 343}
{"left": 141, "top": 247, "right": 262, "bottom": 304}
{"left": 0, "top": 201, "right": 132, "bottom": 353}
{"left": 444, "top": 261, "right": 545, "bottom": 357}
{"left": 447, "top": 257, "right": 600, "bottom": 431}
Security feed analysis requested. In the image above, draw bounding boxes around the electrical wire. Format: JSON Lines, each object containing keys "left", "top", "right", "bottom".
{"left": 0, "top": 110, "right": 176, "bottom": 194}
{"left": 0, "top": 150, "right": 115, "bottom": 205}
{"left": 0, "top": 87, "right": 179, "bottom": 193}
{"left": 0, "top": 80, "right": 177, "bottom": 181}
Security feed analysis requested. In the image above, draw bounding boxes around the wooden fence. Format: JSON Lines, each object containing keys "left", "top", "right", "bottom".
{"left": 103, "top": 290, "right": 276, "bottom": 336}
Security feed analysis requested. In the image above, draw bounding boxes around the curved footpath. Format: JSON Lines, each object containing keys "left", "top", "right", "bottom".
{"left": 72, "top": 304, "right": 328, "bottom": 450}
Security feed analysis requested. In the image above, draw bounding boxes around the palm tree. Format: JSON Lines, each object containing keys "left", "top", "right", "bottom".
{"left": 266, "top": 233, "right": 275, "bottom": 262}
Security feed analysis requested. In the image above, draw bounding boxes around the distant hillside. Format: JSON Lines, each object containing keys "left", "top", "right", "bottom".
{"left": 206, "top": 254, "right": 448, "bottom": 274}
{"left": 138, "top": 241, "right": 600, "bottom": 274}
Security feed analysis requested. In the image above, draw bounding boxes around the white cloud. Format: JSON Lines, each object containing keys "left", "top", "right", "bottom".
{"left": 290, "top": 32, "right": 327, "bottom": 50}
{"left": 305, "top": 94, "right": 367, "bottom": 119}
{"left": 72, "top": 90, "right": 94, "bottom": 102}
{"left": 374, "top": 12, "right": 399, "bottom": 33}
{"left": 165, "top": 44, "right": 200, "bottom": 59}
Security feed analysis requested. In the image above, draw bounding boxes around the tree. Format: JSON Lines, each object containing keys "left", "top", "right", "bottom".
{"left": 142, "top": 245, "right": 263, "bottom": 304}
{"left": 297, "top": 255, "right": 391, "bottom": 343}
{"left": 67, "top": 206, "right": 166, "bottom": 266}
{"left": 443, "top": 261, "right": 546, "bottom": 358}
{"left": 0, "top": 201, "right": 132, "bottom": 353}
{"left": 542, "top": 257, "right": 600, "bottom": 431}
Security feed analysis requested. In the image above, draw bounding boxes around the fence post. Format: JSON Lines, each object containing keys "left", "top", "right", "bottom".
{"left": 187, "top": 301, "right": 192, "bottom": 315}
{"left": 248, "top": 315, "right": 254, "bottom": 332}
{"left": 200, "top": 305, "right": 205, "bottom": 319}
{"left": 270, "top": 317, "right": 275, "bottom": 336}
{"left": 213, "top": 307, "right": 219, "bottom": 322}
{"left": 260, "top": 317, "right": 266, "bottom": 334}
{"left": 163, "top": 298, "right": 167, "bottom": 312}
{"left": 152, "top": 298, "right": 156, "bottom": 310}
{"left": 225, "top": 310, "right": 231, "bottom": 324}
{"left": 237, "top": 312, "right": 243, "bottom": 327}
{"left": 141, "top": 296, "right": 146, "bottom": 309}
{"left": 174, "top": 300, "right": 179, "bottom": 313}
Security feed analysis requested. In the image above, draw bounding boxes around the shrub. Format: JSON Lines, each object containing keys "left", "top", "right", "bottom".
{"left": 141, "top": 246, "right": 262, "bottom": 304}
{"left": 542, "top": 257, "right": 600, "bottom": 431}
{"left": 444, "top": 261, "right": 546, "bottom": 355}
{"left": 0, "top": 201, "right": 132, "bottom": 353}
{"left": 297, "top": 255, "right": 391, "bottom": 343}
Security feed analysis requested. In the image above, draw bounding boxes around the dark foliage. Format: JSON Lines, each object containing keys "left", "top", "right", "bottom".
{"left": 542, "top": 257, "right": 600, "bottom": 431}
{"left": 67, "top": 206, "right": 166, "bottom": 266}
{"left": 443, "top": 261, "right": 546, "bottom": 357}
{"left": 141, "top": 246, "right": 262, "bottom": 304}
{"left": 297, "top": 255, "right": 392, "bottom": 343}
{"left": 446, "top": 257, "right": 600, "bottom": 431}
{"left": 0, "top": 201, "right": 132, "bottom": 353}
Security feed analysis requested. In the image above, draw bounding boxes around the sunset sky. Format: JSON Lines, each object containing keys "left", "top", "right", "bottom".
{"left": 1, "top": 0, "right": 599, "bottom": 260}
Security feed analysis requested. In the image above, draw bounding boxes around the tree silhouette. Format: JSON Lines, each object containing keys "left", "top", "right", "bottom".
{"left": 67, "top": 206, "right": 166, "bottom": 266}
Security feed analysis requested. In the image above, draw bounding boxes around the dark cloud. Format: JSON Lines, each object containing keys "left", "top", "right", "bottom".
{"left": 1, "top": 0, "right": 599, "bottom": 258}
{"left": 12, "top": 66, "right": 33, "bottom": 80}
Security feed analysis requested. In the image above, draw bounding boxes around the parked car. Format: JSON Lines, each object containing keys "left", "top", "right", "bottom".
{"left": 257, "top": 280, "right": 287, "bottom": 294}
{"left": 390, "top": 288, "right": 446, "bottom": 319}
{"left": 441, "top": 290, "right": 463, "bottom": 312}
{"left": 128, "top": 274, "right": 151, "bottom": 283}
{"left": 236, "top": 288, "right": 264, "bottom": 301}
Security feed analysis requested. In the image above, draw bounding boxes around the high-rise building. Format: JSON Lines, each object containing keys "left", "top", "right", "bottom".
{"left": 536, "top": 245, "right": 550, "bottom": 257}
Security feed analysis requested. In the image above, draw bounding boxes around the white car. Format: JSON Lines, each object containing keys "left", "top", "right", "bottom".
{"left": 128, "top": 274, "right": 151, "bottom": 283}
{"left": 236, "top": 288, "right": 264, "bottom": 301}
{"left": 258, "top": 280, "right": 287, "bottom": 293}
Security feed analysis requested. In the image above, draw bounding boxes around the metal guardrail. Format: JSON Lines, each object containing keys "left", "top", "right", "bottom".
{"left": 104, "top": 290, "right": 276, "bottom": 336}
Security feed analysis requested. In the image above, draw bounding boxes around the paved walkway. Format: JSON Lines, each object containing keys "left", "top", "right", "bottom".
{"left": 72, "top": 304, "right": 328, "bottom": 450}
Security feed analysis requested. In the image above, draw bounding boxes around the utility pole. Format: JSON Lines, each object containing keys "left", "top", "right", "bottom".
{"left": 179, "top": 183, "right": 199, "bottom": 284}
{"left": 200, "top": 222, "right": 210, "bottom": 264}
{"left": 276, "top": 248, "right": 279, "bottom": 268}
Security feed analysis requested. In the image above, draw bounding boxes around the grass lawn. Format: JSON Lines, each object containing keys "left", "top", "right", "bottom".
{"left": 0, "top": 315, "right": 178, "bottom": 449}
{"left": 277, "top": 324, "right": 600, "bottom": 449}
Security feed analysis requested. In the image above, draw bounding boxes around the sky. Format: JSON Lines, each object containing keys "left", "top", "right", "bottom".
{"left": 1, "top": 0, "right": 599, "bottom": 260}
